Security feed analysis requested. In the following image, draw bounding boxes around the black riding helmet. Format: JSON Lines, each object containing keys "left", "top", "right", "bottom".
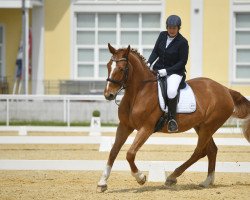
{"left": 166, "top": 15, "right": 181, "bottom": 29}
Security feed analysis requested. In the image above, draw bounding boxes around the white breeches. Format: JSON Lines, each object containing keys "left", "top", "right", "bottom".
{"left": 166, "top": 74, "right": 183, "bottom": 99}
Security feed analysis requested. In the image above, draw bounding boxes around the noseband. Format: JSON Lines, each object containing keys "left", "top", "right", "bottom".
{"left": 106, "top": 56, "right": 129, "bottom": 89}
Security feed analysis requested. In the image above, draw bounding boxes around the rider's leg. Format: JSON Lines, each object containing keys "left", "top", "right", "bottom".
{"left": 167, "top": 74, "right": 183, "bottom": 132}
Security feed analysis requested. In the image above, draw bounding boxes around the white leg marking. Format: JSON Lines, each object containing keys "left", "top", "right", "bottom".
{"left": 131, "top": 170, "right": 145, "bottom": 183}
{"left": 199, "top": 171, "right": 215, "bottom": 187}
{"left": 98, "top": 165, "right": 112, "bottom": 186}
{"left": 106, "top": 62, "right": 116, "bottom": 91}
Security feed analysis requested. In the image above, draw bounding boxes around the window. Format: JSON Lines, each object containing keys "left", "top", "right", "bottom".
{"left": 0, "top": 25, "right": 3, "bottom": 77}
{"left": 73, "top": 1, "right": 163, "bottom": 80}
{"left": 232, "top": 2, "right": 250, "bottom": 82}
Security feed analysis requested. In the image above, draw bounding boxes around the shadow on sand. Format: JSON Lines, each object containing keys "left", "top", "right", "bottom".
{"left": 107, "top": 183, "right": 249, "bottom": 194}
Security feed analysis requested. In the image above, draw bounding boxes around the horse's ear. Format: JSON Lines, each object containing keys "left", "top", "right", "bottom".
{"left": 108, "top": 43, "right": 116, "bottom": 54}
{"left": 124, "top": 45, "right": 130, "bottom": 57}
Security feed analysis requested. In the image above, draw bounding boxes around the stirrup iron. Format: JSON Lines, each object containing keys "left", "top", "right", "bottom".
{"left": 167, "top": 119, "right": 178, "bottom": 132}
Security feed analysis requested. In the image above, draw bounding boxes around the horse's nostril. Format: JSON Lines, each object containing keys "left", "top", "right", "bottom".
{"left": 104, "top": 92, "right": 115, "bottom": 100}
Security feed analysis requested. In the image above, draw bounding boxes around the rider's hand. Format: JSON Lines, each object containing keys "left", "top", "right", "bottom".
{"left": 157, "top": 69, "right": 167, "bottom": 77}
{"left": 146, "top": 62, "right": 151, "bottom": 68}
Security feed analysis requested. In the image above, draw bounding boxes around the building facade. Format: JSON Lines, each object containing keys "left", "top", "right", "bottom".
{"left": 0, "top": 0, "right": 249, "bottom": 96}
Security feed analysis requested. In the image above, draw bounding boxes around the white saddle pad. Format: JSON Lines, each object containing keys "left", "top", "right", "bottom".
{"left": 158, "top": 82, "right": 196, "bottom": 113}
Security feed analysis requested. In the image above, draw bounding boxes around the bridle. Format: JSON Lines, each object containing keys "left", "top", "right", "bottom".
{"left": 106, "top": 56, "right": 129, "bottom": 89}
{"left": 105, "top": 55, "right": 158, "bottom": 106}
{"left": 106, "top": 56, "right": 129, "bottom": 105}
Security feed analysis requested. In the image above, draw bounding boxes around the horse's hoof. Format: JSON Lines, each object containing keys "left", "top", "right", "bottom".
{"left": 165, "top": 178, "right": 177, "bottom": 186}
{"left": 199, "top": 174, "right": 214, "bottom": 188}
{"left": 199, "top": 180, "right": 213, "bottom": 188}
{"left": 138, "top": 175, "right": 146, "bottom": 185}
{"left": 96, "top": 185, "right": 107, "bottom": 193}
{"left": 199, "top": 182, "right": 209, "bottom": 188}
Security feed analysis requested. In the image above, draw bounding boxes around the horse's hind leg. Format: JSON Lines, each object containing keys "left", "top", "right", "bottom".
{"left": 97, "top": 123, "right": 133, "bottom": 192}
{"left": 165, "top": 137, "right": 208, "bottom": 185}
{"left": 199, "top": 138, "right": 218, "bottom": 187}
{"left": 165, "top": 125, "right": 214, "bottom": 186}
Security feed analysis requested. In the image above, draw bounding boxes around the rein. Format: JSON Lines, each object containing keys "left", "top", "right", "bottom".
{"left": 142, "top": 76, "right": 159, "bottom": 83}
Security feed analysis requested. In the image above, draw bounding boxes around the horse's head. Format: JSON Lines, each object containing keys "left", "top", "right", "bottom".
{"left": 104, "top": 43, "right": 130, "bottom": 100}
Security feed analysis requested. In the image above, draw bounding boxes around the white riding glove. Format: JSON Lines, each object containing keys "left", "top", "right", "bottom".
{"left": 146, "top": 62, "right": 151, "bottom": 68}
{"left": 157, "top": 69, "right": 167, "bottom": 77}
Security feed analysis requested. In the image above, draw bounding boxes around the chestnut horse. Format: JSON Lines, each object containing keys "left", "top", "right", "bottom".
{"left": 97, "top": 44, "right": 250, "bottom": 192}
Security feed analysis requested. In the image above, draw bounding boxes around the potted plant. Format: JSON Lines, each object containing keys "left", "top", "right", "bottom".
{"left": 89, "top": 110, "right": 101, "bottom": 136}
{"left": 92, "top": 110, "right": 100, "bottom": 117}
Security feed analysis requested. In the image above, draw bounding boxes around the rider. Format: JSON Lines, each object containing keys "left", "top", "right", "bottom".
{"left": 147, "top": 15, "right": 189, "bottom": 132}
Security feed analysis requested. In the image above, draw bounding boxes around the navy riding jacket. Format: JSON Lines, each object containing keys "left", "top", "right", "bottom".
{"left": 148, "top": 31, "right": 189, "bottom": 76}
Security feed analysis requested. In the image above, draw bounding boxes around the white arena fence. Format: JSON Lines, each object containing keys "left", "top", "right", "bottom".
{"left": 0, "top": 160, "right": 249, "bottom": 182}
{"left": 0, "top": 94, "right": 248, "bottom": 127}
{"left": 0, "top": 124, "right": 247, "bottom": 153}
{"left": 0, "top": 134, "right": 249, "bottom": 181}
{"left": 0, "top": 135, "right": 249, "bottom": 152}
{"left": 0, "top": 126, "right": 249, "bottom": 182}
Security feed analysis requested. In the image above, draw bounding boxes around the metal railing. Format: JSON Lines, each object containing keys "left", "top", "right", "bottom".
{"left": 0, "top": 94, "right": 122, "bottom": 126}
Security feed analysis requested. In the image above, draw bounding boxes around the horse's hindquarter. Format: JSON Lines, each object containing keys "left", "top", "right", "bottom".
{"left": 180, "top": 78, "right": 234, "bottom": 129}
{"left": 160, "top": 78, "right": 234, "bottom": 133}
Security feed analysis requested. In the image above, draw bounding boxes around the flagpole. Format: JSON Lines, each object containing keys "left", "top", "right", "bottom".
{"left": 22, "top": 0, "right": 29, "bottom": 94}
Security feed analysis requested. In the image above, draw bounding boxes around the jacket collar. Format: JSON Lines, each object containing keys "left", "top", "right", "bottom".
{"left": 166, "top": 32, "right": 181, "bottom": 49}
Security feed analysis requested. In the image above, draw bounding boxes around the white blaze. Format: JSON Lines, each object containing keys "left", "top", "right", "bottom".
{"left": 106, "top": 61, "right": 116, "bottom": 90}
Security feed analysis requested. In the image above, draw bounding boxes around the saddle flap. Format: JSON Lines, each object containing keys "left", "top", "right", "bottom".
{"left": 157, "top": 82, "right": 196, "bottom": 113}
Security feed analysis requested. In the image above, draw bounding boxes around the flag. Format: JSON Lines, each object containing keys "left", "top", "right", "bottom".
{"left": 15, "top": 29, "right": 32, "bottom": 79}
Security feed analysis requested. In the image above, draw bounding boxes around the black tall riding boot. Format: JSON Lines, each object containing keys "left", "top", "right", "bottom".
{"left": 167, "top": 96, "right": 178, "bottom": 132}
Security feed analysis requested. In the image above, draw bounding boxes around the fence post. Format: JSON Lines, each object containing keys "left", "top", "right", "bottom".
{"left": 236, "top": 119, "right": 239, "bottom": 128}
{"left": 63, "top": 97, "right": 66, "bottom": 123}
{"left": 6, "top": 98, "right": 9, "bottom": 126}
{"left": 67, "top": 99, "right": 70, "bottom": 127}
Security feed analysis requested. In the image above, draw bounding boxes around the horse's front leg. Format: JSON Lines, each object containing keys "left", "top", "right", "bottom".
{"left": 97, "top": 123, "right": 133, "bottom": 192}
{"left": 126, "top": 126, "right": 153, "bottom": 185}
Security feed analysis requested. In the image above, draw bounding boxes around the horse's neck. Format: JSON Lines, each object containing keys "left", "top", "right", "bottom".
{"left": 125, "top": 54, "right": 154, "bottom": 96}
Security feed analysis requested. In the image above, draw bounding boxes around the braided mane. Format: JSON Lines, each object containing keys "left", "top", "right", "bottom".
{"left": 131, "top": 48, "right": 147, "bottom": 65}
{"left": 130, "top": 49, "right": 153, "bottom": 74}
{"left": 117, "top": 48, "right": 149, "bottom": 70}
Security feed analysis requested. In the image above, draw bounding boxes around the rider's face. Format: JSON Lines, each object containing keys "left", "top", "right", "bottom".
{"left": 167, "top": 26, "right": 179, "bottom": 37}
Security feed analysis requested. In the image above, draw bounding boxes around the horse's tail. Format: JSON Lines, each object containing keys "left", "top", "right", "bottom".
{"left": 229, "top": 89, "right": 250, "bottom": 142}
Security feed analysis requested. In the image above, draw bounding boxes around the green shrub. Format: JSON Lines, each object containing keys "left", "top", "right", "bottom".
{"left": 92, "top": 110, "right": 101, "bottom": 117}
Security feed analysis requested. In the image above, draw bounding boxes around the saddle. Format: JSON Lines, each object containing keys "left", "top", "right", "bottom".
{"left": 154, "top": 77, "right": 196, "bottom": 132}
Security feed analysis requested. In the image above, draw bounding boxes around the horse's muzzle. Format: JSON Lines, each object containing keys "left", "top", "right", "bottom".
{"left": 104, "top": 92, "right": 116, "bottom": 101}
